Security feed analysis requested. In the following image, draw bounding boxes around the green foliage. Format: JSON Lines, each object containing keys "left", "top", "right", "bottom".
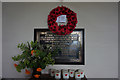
{"left": 12, "top": 41, "right": 58, "bottom": 72}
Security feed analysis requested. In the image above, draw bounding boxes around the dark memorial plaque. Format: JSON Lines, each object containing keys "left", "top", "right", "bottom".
{"left": 34, "top": 29, "right": 85, "bottom": 65}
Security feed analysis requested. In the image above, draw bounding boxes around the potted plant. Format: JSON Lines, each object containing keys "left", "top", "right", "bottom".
{"left": 12, "top": 41, "right": 58, "bottom": 78}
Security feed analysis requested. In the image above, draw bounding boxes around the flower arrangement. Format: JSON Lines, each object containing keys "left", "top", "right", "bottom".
{"left": 12, "top": 41, "right": 58, "bottom": 78}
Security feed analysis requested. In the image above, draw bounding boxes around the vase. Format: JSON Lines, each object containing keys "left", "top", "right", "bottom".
{"left": 32, "top": 68, "right": 41, "bottom": 79}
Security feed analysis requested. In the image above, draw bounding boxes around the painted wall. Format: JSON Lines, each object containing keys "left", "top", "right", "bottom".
{"left": 0, "top": 1, "right": 2, "bottom": 79}
{"left": 118, "top": 2, "right": 120, "bottom": 80}
{"left": 1, "top": 0, "right": 120, "bottom": 2}
{"left": 2, "top": 2, "right": 118, "bottom": 78}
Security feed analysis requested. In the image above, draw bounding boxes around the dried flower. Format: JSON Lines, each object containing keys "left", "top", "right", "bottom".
{"left": 36, "top": 68, "right": 42, "bottom": 72}
{"left": 31, "top": 50, "right": 35, "bottom": 55}
{"left": 34, "top": 74, "right": 40, "bottom": 78}
{"left": 25, "top": 69, "right": 30, "bottom": 75}
{"left": 14, "top": 64, "right": 18, "bottom": 67}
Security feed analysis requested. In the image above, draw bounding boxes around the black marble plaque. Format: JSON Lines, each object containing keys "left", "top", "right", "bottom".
{"left": 34, "top": 29, "right": 84, "bottom": 65}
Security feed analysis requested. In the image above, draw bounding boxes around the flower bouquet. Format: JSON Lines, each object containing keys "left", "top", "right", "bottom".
{"left": 12, "top": 41, "right": 58, "bottom": 78}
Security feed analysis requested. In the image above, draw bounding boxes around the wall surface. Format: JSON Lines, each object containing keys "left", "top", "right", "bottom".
{"left": 0, "top": 1, "right": 2, "bottom": 79}
{"left": 118, "top": 2, "right": 120, "bottom": 80}
{"left": 1, "top": 0, "right": 120, "bottom": 2}
{"left": 2, "top": 2, "right": 118, "bottom": 78}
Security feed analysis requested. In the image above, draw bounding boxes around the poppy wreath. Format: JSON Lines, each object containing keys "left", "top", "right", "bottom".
{"left": 48, "top": 6, "right": 78, "bottom": 35}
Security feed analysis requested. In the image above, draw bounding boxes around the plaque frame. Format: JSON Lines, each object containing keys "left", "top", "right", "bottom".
{"left": 34, "top": 28, "right": 85, "bottom": 65}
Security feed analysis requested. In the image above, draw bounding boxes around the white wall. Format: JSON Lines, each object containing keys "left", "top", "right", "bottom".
{"left": 1, "top": 0, "right": 120, "bottom": 2}
{"left": 118, "top": 2, "right": 120, "bottom": 80}
{"left": 2, "top": 2, "right": 118, "bottom": 78}
{"left": 0, "top": 1, "right": 2, "bottom": 79}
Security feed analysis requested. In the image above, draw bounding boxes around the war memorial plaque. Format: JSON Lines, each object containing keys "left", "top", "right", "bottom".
{"left": 34, "top": 29, "right": 84, "bottom": 65}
